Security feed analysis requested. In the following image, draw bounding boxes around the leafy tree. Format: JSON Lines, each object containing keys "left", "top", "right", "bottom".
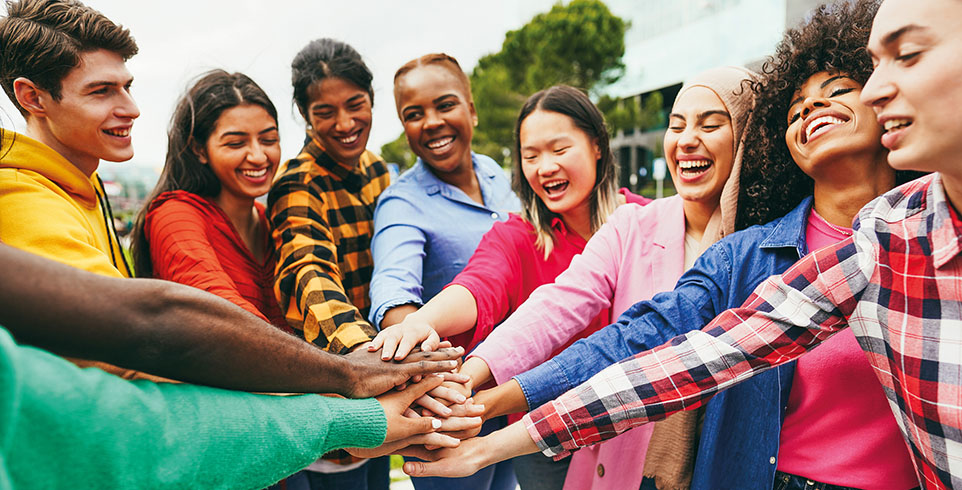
{"left": 379, "top": 133, "right": 417, "bottom": 170}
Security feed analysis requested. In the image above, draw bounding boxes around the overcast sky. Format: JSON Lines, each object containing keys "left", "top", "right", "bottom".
{"left": 2, "top": 0, "right": 634, "bottom": 169}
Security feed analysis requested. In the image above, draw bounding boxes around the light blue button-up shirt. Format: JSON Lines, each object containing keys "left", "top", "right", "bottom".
{"left": 369, "top": 152, "right": 520, "bottom": 329}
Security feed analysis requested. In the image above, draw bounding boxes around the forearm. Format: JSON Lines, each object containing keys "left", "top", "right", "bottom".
{"left": 381, "top": 304, "right": 419, "bottom": 328}
{"left": 0, "top": 245, "right": 362, "bottom": 394}
{"left": 7, "top": 334, "right": 386, "bottom": 489}
{"left": 406, "top": 285, "right": 478, "bottom": 337}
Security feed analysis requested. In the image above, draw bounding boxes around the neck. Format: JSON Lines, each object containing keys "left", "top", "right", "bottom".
{"left": 812, "top": 153, "right": 896, "bottom": 227}
{"left": 214, "top": 191, "right": 258, "bottom": 235}
{"left": 681, "top": 197, "right": 718, "bottom": 243}
{"left": 25, "top": 119, "right": 98, "bottom": 177}
{"left": 560, "top": 201, "right": 594, "bottom": 241}
{"left": 430, "top": 157, "right": 482, "bottom": 204}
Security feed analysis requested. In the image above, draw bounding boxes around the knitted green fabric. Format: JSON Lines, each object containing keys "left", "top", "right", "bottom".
{"left": 0, "top": 326, "right": 386, "bottom": 489}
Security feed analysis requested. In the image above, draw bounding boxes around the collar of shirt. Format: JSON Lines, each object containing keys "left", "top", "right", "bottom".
{"left": 758, "top": 196, "right": 812, "bottom": 258}
{"left": 412, "top": 152, "right": 500, "bottom": 209}
{"left": 927, "top": 174, "right": 962, "bottom": 269}
{"left": 303, "top": 131, "right": 374, "bottom": 180}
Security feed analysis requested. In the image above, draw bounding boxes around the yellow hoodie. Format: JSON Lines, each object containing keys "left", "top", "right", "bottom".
{"left": 0, "top": 131, "right": 130, "bottom": 278}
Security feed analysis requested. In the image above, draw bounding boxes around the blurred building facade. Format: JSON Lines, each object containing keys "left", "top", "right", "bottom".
{"left": 606, "top": 0, "right": 836, "bottom": 194}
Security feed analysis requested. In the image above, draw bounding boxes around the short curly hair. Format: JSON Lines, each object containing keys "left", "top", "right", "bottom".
{"left": 735, "top": 0, "right": 921, "bottom": 230}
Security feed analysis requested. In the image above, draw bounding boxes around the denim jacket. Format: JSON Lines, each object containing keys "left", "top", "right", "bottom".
{"left": 515, "top": 197, "right": 815, "bottom": 489}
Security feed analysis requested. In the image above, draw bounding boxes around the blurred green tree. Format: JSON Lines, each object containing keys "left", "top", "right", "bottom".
{"left": 379, "top": 133, "right": 417, "bottom": 170}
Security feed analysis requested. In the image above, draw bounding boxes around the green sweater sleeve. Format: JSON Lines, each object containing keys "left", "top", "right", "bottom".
{"left": 0, "top": 326, "right": 386, "bottom": 490}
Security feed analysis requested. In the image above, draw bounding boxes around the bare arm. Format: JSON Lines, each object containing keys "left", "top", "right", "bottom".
{"left": 0, "top": 244, "right": 459, "bottom": 396}
{"left": 371, "top": 285, "right": 479, "bottom": 360}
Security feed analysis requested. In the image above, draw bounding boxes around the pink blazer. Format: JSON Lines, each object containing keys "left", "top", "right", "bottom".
{"left": 472, "top": 195, "right": 688, "bottom": 490}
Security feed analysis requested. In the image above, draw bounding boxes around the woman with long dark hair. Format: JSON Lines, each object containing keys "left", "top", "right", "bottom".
{"left": 131, "top": 69, "right": 286, "bottom": 331}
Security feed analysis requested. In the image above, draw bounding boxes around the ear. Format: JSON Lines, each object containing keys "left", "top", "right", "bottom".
{"left": 13, "top": 77, "right": 47, "bottom": 118}
{"left": 469, "top": 101, "right": 479, "bottom": 127}
{"left": 191, "top": 141, "right": 208, "bottom": 164}
{"left": 592, "top": 138, "right": 602, "bottom": 161}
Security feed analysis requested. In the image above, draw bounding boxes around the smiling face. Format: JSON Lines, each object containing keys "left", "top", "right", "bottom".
{"left": 861, "top": 0, "right": 962, "bottom": 176}
{"left": 30, "top": 49, "right": 139, "bottom": 176}
{"left": 785, "top": 71, "right": 882, "bottom": 178}
{"left": 519, "top": 109, "right": 600, "bottom": 220}
{"left": 395, "top": 64, "right": 477, "bottom": 176}
{"left": 200, "top": 104, "right": 280, "bottom": 202}
{"left": 664, "top": 86, "right": 734, "bottom": 207}
{"left": 305, "top": 76, "right": 372, "bottom": 167}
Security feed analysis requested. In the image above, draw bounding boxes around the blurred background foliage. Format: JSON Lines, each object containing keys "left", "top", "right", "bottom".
{"left": 381, "top": 0, "right": 663, "bottom": 170}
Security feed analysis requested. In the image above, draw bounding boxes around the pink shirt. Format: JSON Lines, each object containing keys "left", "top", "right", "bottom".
{"left": 776, "top": 210, "right": 918, "bottom": 490}
{"left": 471, "top": 196, "right": 686, "bottom": 490}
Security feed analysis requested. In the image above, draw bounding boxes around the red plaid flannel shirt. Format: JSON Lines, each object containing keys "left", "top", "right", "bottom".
{"left": 525, "top": 173, "right": 961, "bottom": 489}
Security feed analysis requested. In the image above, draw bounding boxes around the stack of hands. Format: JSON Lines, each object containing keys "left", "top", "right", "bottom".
{"left": 345, "top": 320, "right": 534, "bottom": 478}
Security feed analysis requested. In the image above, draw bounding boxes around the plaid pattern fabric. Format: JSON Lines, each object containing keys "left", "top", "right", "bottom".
{"left": 524, "top": 173, "right": 961, "bottom": 489}
{"left": 269, "top": 134, "right": 389, "bottom": 355}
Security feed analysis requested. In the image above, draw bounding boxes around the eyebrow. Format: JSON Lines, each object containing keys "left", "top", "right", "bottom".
{"left": 433, "top": 93, "right": 459, "bottom": 104}
{"left": 521, "top": 136, "right": 572, "bottom": 152}
{"left": 668, "top": 110, "right": 730, "bottom": 121}
{"left": 788, "top": 75, "right": 852, "bottom": 107}
{"left": 82, "top": 78, "right": 132, "bottom": 91}
{"left": 882, "top": 24, "right": 928, "bottom": 47}
{"left": 219, "top": 126, "right": 278, "bottom": 139}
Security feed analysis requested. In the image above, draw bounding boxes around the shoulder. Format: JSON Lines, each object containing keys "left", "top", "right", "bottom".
{"left": 856, "top": 173, "right": 932, "bottom": 227}
{"left": 483, "top": 214, "right": 535, "bottom": 246}
{"left": 147, "top": 191, "right": 215, "bottom": 222}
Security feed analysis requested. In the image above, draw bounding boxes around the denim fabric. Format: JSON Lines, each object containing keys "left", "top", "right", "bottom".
{"left": 369, "top": 153, "right": 520, "bottom": 328}
{"left": 516, "top": 198, "right": 817, "bottom": 490}
{"left": 283, "top": 457, "right": 390, "bottom": 490}
{"left": 405, "top": 416, "right": 517, "bottom": 490}
{"left": 511, "top": 452, "right": 570, "bottom": 490}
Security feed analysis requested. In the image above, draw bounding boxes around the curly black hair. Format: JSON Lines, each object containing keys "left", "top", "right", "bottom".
{"left": 735, "top": 0, "right": 922, "bottom": 230}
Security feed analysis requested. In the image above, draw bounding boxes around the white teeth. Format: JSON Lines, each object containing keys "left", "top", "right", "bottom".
{"left": 678, "top": 159, "right": 712, "bottom": 170}
{"left": 883, "top": 119, "right": 912, "bottom": 132}
{"left": 427, "top": 136, "right": 454, "bottom": 150}
{"left": 339, "top": 133, "right": 359, "bottom": 144}
{"left": 104, "top": 128, "right": 130, "bottom": 137}
{"left": 241, "top": 168, "right": 268, "bottom": 178}
{"left": 543, "top": 180, "right": 567, "bottom": 191}
{"left": 805, "top": 116, "right": 845, "bottom": 141}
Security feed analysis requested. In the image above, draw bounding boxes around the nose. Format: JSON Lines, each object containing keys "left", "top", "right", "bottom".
{"left": 799, "top": 96, "right": 830, "bottom": 120}
{"left": 537, "top": 156, "right": 560, "bottom": 176}
{"left": 335, "top": 109, "right": 354, "bottom": 133}
{"left": 677, "top": 125, "right": 700, "bottom": 150}
{"left": 117, "top": 90, "right": 140, "bottom": 120}
{"left": 860, "top": 65, "right": 894, "bottom": 110}
{"left": 424, "top": 109, "right": 444, "bottom": 130}
{"left": 248, "top": 141, "right": 269, "bottom": 164}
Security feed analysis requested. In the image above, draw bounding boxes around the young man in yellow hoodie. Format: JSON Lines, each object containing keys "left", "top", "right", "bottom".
{"left": 0, "top": 0, "right": 138, "bottom": 279}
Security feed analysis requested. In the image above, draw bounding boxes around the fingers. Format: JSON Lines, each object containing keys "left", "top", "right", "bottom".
{"left": 447, "top": 402, "right": 485, "bottom": 418}
{"left": 369, "top": 332, "right": 386, "bottom": 352}
{"left": 415, "top": 393, "right": 453, "bottom": 417}
{"left": 404, "top": 456, "right": 477, "bottom": 479}
{"left": 403, "top": 346, "right": 464, "bottom": 363}
{"left": 420, "top": 330, "right": 441, "bottom": 353}
{"left": 426, "top": 384, "right": 467, "bottom": 405}
{"left": 394, "top": 333, "right": 422, "bottom": 361}
{"left": 440, "top": 371, "right": 471, "bottom": 384}
{"left": 378, "top": 329, "right": 403, "bottom": 361}
{"left": 436, "top": 415, "right": 482, "bottom": 433}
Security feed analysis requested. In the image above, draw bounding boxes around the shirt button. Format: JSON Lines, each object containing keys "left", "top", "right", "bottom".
{"left": 769, "top": 456, "right": 776, "bottom": 465}
{"left": 596, "top": 464, "right": 605, "bottom": 477}
{"left": 490, "top": 212, "right": 499, "bottom": 219}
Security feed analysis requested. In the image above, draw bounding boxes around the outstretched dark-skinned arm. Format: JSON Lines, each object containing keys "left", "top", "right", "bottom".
{"left": 0, "top": 244, "right": 461, "bottom": 396}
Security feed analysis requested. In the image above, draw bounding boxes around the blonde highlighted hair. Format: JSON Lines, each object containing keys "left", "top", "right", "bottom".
{"left": 512, "top": 85, "right": 619, "bottom": 258}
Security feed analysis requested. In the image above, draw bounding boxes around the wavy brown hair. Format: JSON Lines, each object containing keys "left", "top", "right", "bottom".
{"left": 735, "top": 0, "right": 923, "bottom": 230}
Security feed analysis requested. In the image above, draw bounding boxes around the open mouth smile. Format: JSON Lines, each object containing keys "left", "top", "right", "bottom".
{"left": 103, "top": 127, "right": 130, "bottom": 138}
{"left": 802, "top": 112, "right": 849, "bottom": 144}
{"left": 337, "top": 130, "right": 362, "bottom": 145}
{"left": 542, "top": 179, "right": 569, "bottom": 197}
{"left": 240, "top": 168, "right": 269, "bottom": 178}
{"left": 678, "top": 159, "right": 713, "bottom": 176}
{"left": 426, "top": 136, "right": 455, "bottom": 152}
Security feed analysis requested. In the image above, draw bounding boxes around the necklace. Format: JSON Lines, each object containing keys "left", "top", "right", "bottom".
{"left": 814, "top": 209, "right": 853, "bottom": 237}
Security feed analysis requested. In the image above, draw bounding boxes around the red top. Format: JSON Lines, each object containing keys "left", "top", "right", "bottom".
{"left": 449, "top": 190, "right": 650, "bottom": 354}
{"left": 775, "top": 210, "right": 917, "bottom": 489}
{"left": 145, "top": 190, "right": 290, "bottom": 333}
